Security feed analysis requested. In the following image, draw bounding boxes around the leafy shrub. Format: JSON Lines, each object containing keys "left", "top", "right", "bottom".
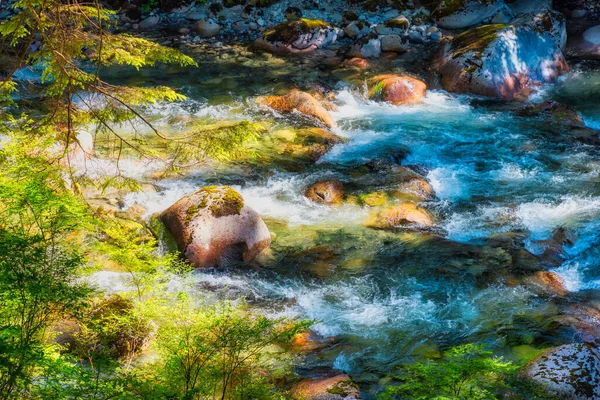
{"left": 379, "top": 344, "right": 517, "bottom": 400}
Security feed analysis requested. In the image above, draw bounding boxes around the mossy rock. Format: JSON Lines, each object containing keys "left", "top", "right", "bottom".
{"left": 263, "top": 18, "right": 330, "bottom": 44}
{"left": 186, "top": 185, "right": 244, "bottom": 221}
{"left": 449, "top": 24, "right": 506, "bottom": 60}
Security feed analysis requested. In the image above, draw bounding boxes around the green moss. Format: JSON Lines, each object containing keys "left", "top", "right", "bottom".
{"left": 433, "top": 0, "right": 496, "bottom": 19}
{"left": 263, "top": 18, "right": 330, "bottom": 43}
{"left": 385, "top": 16, "right": 410, "bottom": 29}
{"left": 450, "top": 24, "right": 506, "bottom": 60}
{"left": 327, "top": 380, "right": 358, "bottom": 396}
{"left": 186, "top": 186, "right": 244, "bottom": 221}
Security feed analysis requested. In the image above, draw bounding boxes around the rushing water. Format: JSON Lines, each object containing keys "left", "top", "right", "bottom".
{"left": 85, "top": 55, "right": 600, "bottom": 396}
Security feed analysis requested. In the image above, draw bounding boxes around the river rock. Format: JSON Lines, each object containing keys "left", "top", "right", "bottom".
{"left": 432, "top": 0, "right": 514, "bottom": 29}
{"left": 160, "top": 186, "right": 271, "bottom": 268}
{"left": 254, "top": 19, "right": 338, "bottom": 54}
{"left": 434, "top": 23, "right": 569, "bottom": 99}
{"left": 506, "top": 0, "right": 552, "bottom": 15}
{"left": 344, "top": 21, "right": 371, "bottom": 39}
{"left": 517, "top": 9, "right": 567, "bottom": 50}
{"left": 561, "top": 305, "right": 600, "bottom": 345}
{"left": 522, "top": 343, "right": 600, "bottom": 399}
{"left": 381, "top": 35, "right": 406, "bottom": 52}
{"left": 575, "top": 24, "right": 600, "bottom": 58}
{"left": 139, "top": 15, "right": 160, "bottom": 30}
{"left": 193, "top": 19, "right": 220, "bottom": 37}
{"left": 350, "top": 37, "right": 382, "bottom": 58}
{"left": 260, "top": 90, "right": 336, "bottom": 128}
{"left": 343, "top": 57, "right": 370, "bottom": 69}
{"left": 524, "top": 271, "right": 568, "bottom": 297}
{"left": 368, "top": 75, "right": 427, "bottom": 105}
{"left": 367, "top": 202, "right": 433, "bottom": 229}
{"left": 305, "top": 179, "right": 344, "bottom": 206}
{"left": 290, "top": 374, "right": 360, "bottom": 400}
{"left": 285, "top": 6, "right": 302, "bottom": 21}
{"left": 394, "top": 174, "right": 435, "bottom": 201}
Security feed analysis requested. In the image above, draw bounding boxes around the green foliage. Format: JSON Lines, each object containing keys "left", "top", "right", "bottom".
{"left": 150, "top": 299, "right": 311, "bottom": 400}
{"left": 379, "top": 344, "right": 518, "bottom": 400}
{"left": 141, "top": 0, "right": 159, "bottom": 14}
{"left": 0, "top": 144, "right": 92, "bottom": 399}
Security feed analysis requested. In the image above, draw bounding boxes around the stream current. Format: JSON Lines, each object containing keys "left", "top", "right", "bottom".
{"left": 87, "top": 54, "right": 600, "bottom": 395}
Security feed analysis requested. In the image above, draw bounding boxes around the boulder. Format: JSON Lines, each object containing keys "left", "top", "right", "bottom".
{"left": 193, "top": 19, "right": 220, "bottom": 37}
{"left": 260, "top": 90, "right": 336, "bottom": 128}
{"left": 516, "top": 9, "right": 566, "bottom": 50}
{"left": 434, "top": 23, "right": 569, "bottom": 99}
{"left": 368, "top": 75, "right": 427, "bottom": 105}
{"left": 160, "top": 186, "right": 271, "bottom": 268}
{"left": 254, "top": 19, "right": 338, "bottom": 54}
{"left": 432, "top": 0, "right": 514, "bottom": 29}
{"left": 522, "top": 343, "right": 600, "bottom": 399}
{"left": 305, "top": 179, "right": 344, "bottom": 206}
{"left": 290, "top": 374, "right": 360, "bottom": 400}
{"left": 367, "top": 202, "right": 433, "bottom": 229}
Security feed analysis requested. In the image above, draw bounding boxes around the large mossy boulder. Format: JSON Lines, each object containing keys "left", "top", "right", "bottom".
{"left": 432, "top": 0, "right": 514, "bottom": 29}
{"left": 254, "top": 18, "right": 338, "bottom": 54}
{"left": 160, "top": 186, "right": 270, "bottom": 268}
{"left": 260, "top": 90, "right": 336, "bottom": 128}
{"left": 368, "top": 75, "right": 427, "bottom": 105}
{"left": 435, "top": 21, "right": 568, "bottom": 99}
{"left": 522, "top": 343, "right": 600, "bottom": 399}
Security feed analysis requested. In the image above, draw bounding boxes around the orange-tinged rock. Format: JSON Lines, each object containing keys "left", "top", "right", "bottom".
{"left": 261, "top": 90, "right": 336, "bottom": 128}
{"left": 305, "top": 179, "right": 344, "bottom": 206}
{"left": 369, "top": 74, "right": 427, "bottom": 105}
{"left": 290, "top": 374, "right": 360, "bottom": 399}
{"left": 161, "top": 186, "right": 271, "bottom": 268}
{"left": 368, "top": 202, "right": 433, "bottom": 229}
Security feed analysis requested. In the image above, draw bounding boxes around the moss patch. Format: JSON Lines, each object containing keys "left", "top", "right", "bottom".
{"left": 433, "top": 0, "right": 496, "bottom": 19}
{"left": 186, "top": 186, "right": 244, "bottom": 221}
{"left": 450, "top": 24, "right": 506, "bottom": 60}
{"left": 263, "top": 18, "right": 330, "bottom": 44}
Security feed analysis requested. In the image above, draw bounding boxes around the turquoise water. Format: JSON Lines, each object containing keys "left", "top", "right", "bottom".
{"left": 91, "top": 57, "right": 600, "bottom": 395}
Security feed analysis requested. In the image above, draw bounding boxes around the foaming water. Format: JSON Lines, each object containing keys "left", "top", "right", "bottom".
{"left": 82, "top": 67, "right": 600, "bottom": 391}
{"left": 123, "top": 172, "right": 368, "bottom": 225}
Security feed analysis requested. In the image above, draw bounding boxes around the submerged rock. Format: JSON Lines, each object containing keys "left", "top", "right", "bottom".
{"left": 260, "top": 90, "right": 336, "bottom": 128}
{"left": 160, "top": 186, "right": 271, "bottom": 268}
{"left": 435, "top": 22, "right": 569, "bottom": 99}
{"left": 367, "top": 202, "right": 433, "bottom": 229}
{"left": 432, "top": 0, "right": 514, "bottom": 29}
{"left": 524, "top": 271, "right": 568, "bottom": 297}
{"left": 290, "top": 374, "right": 360, "bottom": 400}
{"left": 254, "top": 19, "right": 338, "bottom": 54}
{"left": 522, "top": 343, "right": 600, "bottom": 399}
{"left": 368, "top": 75, "right": 427, "bottom": 105}
{"left": 305, "top": 179, "right": 344, "bottom": 206}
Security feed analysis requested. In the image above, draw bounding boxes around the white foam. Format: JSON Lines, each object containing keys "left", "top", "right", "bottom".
{"left": 517, "top": 196, "right": 600, "bottom": 239}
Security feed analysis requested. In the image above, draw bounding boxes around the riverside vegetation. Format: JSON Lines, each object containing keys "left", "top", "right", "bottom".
{"left": 1, "top": 0, "right": 600, "bottom": 399}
